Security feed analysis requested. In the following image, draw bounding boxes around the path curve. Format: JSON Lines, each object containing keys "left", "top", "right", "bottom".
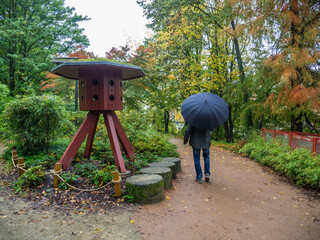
{"left": 133, "top": 137, "right": 320, "bottom": 240}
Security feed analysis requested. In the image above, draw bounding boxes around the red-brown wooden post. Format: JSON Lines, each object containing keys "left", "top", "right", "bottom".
{"left": 112, "top": 171, "right": 122, "bottom": 197}
{"left": 312, "top": 137, "right": 319, "bottom": 155}
{"left": 112, "top": 111, "right": 135, "bottom": 158}
{"left": 59, "top": 111, "right": 101, "bottom": 169}
{"left": 53, "top": 162, "right": 62, "bottom": 188}
{"left": 83, "top": 112, "right": 100, "bottom": 159}
{"left": 11, "top": 150, "right": 18, "bottom": 166}
{"left": 104, "top": 111, "right": 126, "bottom": 173}
{"left": 289, "top": 133, "right": 293, "bottom": 149}
{"left": 17, "top": 157, "right": 25, "bottom": 176}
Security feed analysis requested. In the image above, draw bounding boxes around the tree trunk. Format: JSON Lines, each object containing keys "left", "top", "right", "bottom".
{"left": 164, "top": 110, "right": 170, "bottom": 133}
{"left": 9, "top": 57, "right": 15, "bottom": 94}
{"left": 291, "top": 113, "right": 303, "bottom": 132}
{"left": 228, "top": 106, "right": 234, "bottom": 142}
{"left": 231, "top": 20, "right": 252, "bottom": 131}
{"left": 224, "top": 122, "right": 230, "bottom": 142}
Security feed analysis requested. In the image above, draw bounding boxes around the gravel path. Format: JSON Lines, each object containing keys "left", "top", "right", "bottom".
{"left": 133, "top": 138, "right": 320, "bottom": 240}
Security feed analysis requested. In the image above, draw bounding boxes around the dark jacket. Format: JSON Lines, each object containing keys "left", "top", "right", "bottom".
{"left": 184, "top": 124, "right": 211, "bottom": 149}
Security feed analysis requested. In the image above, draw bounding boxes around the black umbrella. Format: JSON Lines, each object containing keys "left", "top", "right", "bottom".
{"left": 181, "top": 93, "right": 229, "bottom": 130}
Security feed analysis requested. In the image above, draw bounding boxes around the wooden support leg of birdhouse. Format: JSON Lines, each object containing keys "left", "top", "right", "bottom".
{"left": 59, "top": 111, "right": 98, "bottom": 170}
{"left": 83, "top": 112, "right": 100, "bottom": 159}
{"left": 103, "top": 111, "right": 127, "bottom": 173}
{"left": 111, "top": 111, "right": 136, "bottom": 158}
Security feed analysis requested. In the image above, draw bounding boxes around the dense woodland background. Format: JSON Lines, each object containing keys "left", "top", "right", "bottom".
{"left": 0, "top": 0, "right": 319, "bottom": 144}
{"left": 0, "top": 0, "right": 320, "bottom": 192}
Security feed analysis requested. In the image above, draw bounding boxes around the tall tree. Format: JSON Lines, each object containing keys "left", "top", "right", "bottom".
{"left": 0, "top": 0, "right": 89, "bottom": 95}
{"left": 247, "top": 0, "right": 320, "bottom": 131}
{"left": 138, "top": 0, "right": 252, "bottom": 136}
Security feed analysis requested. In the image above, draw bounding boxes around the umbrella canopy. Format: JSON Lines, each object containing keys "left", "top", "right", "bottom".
{"left": 181, "top": 93, "right": 229, "bottom": 130}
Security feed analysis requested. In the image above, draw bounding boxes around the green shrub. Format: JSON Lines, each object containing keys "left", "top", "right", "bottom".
{"left": 24, "top": 153, "right": 58, "bottom": 169}
{"left": 14, "top": 166, "right": 46, "bottom": 192}
{"left": 90, "top": 165, "right": 116, "bottom": 187}
{"left": 74, "top": 162, "right": 98, "bottom": 177}
{"left": 57, "top": 172, "right": 79, "bottom": 190}
{"left": 132, "top": 130, "right": 178, "bottom": 157}
{"left": 240, "top": 133, "right": 320, "bottom": 189}
{"left": 3, "top": 94, "right": 69, "bottom": 155}
{"left": 124, "top": 154, "right": 150, "bottom": 171}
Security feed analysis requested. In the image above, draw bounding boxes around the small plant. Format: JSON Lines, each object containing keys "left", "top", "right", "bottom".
{"left": 57, "top": 172, "right": 79, "bottom": 190}
{"left": 74, "top": 162, "right": 98, "bottom": 177}
{"left": 124, "top": 154, "right": 150, "bottom": 172}
{"left": 14, "top": 166, "right": 46, "bottom": 192}
{"left": 123, "top": 194, "right": 134, "bottom": 202}
{"left": 24, "top": 153, "right": 58, "bottom": 169}
{"left": 90, "top": 164, "right": 116, "bottom": 187}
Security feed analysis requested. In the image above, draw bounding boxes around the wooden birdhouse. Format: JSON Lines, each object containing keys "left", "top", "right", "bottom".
{"left": 51, "top": 60, "right": 145, "bottom": 172}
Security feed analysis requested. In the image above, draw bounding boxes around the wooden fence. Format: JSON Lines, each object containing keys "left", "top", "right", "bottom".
{"left": 262, "top": 128, "right": 320, "bottom": 155}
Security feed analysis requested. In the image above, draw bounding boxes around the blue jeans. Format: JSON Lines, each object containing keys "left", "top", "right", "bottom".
{"left": 193, "top": 149, "right": 210, "bottom": 179}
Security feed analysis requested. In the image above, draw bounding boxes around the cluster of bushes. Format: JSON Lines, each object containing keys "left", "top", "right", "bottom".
{"left": 1, "top": 94, "right": 179, "bottom": 192}
{"left": 2, "top": 94, "right": 71, "bottom": 155}
{"left": 239, "top": 133, "right": 320, "bottom": 189}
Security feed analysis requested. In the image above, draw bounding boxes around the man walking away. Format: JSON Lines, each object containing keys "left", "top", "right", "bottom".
{"left": 184, "top": 124, "right": 211, "bottom": 183}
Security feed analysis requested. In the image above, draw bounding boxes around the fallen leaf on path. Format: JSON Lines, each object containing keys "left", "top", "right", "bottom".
{"left": 166, "top": 196, "right": 171, "bottom": 199}
{"left": 130, "top": 220, "right": 134, "bottom": 223}
{"left": 180, "top": 200, "right": 185, "bottom": 203}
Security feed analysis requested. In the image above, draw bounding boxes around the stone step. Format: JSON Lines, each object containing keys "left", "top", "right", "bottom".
{"left": 159, "top": 157, "right": 181, "bottom": 172}
{"left": 148, "top": 161, "right": 177, "bottom": 179}
{"left": 140, "top": 167, "right": 172, "bottom": 189}
{"left": 126, "top": 174, "right": 164, "bottom": 204}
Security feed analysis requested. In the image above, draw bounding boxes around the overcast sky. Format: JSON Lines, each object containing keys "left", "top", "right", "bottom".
{"left": 64, "top": 0, "right": 151, "bottom": 57}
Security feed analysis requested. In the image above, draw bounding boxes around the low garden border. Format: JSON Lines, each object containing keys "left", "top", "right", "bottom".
{"left": 262, "top": 128, "right": 320, "bottom": 155}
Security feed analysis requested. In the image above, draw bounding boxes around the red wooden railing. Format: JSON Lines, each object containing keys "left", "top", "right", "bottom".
{"left": 262, "top": 128, "right": 320, "bottom": 155}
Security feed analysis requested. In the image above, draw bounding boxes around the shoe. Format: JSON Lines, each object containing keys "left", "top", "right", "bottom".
{"left": 196, "top": 178, "right": 202, "bottom": 183}
{"left": 205, "top": 174, "right": 210, "bottom": 182}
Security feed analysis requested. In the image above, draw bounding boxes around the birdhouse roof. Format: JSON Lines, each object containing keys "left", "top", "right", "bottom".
{"left": 50, "top": 60, "right": 145, "bottom": 80}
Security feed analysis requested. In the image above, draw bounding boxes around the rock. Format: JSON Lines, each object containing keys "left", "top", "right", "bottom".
{"left": 159, "top": 157, "right": 181, "bottom": 172}
{"left": 126, "top": 174, "right": 164, "bottom": 204}
{"left": 140, "top": 167, "right": 172, "bottom": 189}
{"left": 148, "top": 162, "right": 177, "bottom": 179}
